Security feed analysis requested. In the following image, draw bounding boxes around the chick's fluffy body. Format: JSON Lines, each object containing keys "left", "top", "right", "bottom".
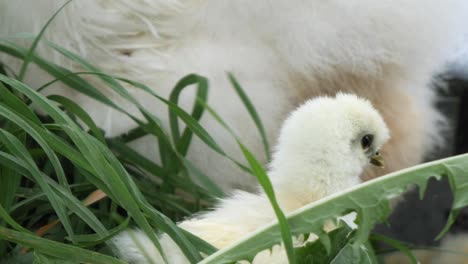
{"left": 112, "top": 94, "right": 390, "bottom": 264}
{"left": 1, "top": 0, "right": 467, "bottom": 191}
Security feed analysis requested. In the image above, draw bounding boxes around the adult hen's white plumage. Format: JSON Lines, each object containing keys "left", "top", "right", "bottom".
{"left": 1, "top": 1, "right": 467, "bottom": 191}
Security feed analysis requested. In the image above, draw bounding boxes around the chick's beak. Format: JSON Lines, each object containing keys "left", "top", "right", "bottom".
{"left": 370, "top": 152, "right": 384, "bottom": 168}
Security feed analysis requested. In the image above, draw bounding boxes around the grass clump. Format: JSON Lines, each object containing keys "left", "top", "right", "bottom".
{"left": 0, "top": 13, "right": 281, "bottom": 261}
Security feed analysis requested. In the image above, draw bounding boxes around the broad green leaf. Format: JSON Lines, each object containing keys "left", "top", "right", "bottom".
{"left": 295, "top": 224, "right": 354, "bottom": 264}
{"left": 199, "top": 154, "right": 467, "bottom": 263}
{"left": 436, "top": 161, "right": 468, "bottom": 239}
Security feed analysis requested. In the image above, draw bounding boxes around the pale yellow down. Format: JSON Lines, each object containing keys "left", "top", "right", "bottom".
{"left": 113, "top": 94, "right": 390, "bottom": 263}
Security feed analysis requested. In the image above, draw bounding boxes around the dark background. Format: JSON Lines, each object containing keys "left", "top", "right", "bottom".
{"left": 374, "top": 73, "right": 468, "bottom": 251}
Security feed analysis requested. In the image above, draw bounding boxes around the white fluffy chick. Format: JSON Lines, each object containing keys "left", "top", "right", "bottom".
{"left": 112, "top": 93, "right": 390, "bottom": 264}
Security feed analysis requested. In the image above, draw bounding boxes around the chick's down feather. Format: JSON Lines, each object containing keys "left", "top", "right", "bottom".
{"left": 112, "top": 93, "right": 390, "bottom": 263}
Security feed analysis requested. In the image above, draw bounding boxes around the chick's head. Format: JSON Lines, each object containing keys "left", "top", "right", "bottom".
{"left": 269, "top": 93, "right": 390, "bottom": 201}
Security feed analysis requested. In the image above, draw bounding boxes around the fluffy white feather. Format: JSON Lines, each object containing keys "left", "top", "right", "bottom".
{"left": 112, "top": 93, "right": 390, "bottom": 263}
{"left": 1, "top": 0, "right": 467, "bottom": 191}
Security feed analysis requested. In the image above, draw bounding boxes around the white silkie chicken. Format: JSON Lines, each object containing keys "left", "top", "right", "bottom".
{"left": 1, "top": 1, "right": 467, "bottom": 192}
{"left": 112, "top": 93, "right": 390, "bottom": 263}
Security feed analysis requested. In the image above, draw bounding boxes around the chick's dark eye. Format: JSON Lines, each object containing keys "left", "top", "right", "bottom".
{"left": 361, "top": 134, "right": 374, "bottom": 150}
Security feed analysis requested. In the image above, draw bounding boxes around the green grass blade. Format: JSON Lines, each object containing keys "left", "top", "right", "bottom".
{"left": 181, "top": 229, "right": 218, "bottom": 256}
{"left": 0, "top": 74, "right": 165, "bottom": 254}
{"left": 0, "top": 143, "right": 108, "bottom": 239}
{"left": 228, "top": 73, "right": 271, "bottom": 162}
{"left": 140, "top": 203, "right": 204, "bottom": 263}
{"left": 0, "top": 166, "right": 21, "bottom": 256}
{"left": 0, "top": 43, "right": 120, "bottom": 109}
{"left": 39, "top": 69, "right": 224, "bottom": 198}
{"left": 0, "top": 82, "right": 41, "bottom": 125}
{"left": 0, "top": 165, "right": 21, "bottom": 214}
{"left": 30, "top": 67, "right": 243, "bottom": 175}
{"left": 168, "top": 74, "right": 209, "bottom": 156}
{"left": 237, "top": 143, "right": 296, "bottom": 263}
{"left": 0, "top": 129, "right": 75, "bottom": 243}
{"left": 34, "top": 252, "right": 76, "bottom": 264}
{"left": 178, "top": 156, "right": 225, "bottom": 198}
{"left": 0, "top": 103, "right": 70, "bottom": 192}
{"left": 0, "top": 71, "right": 29, "bottom": 257}
{"left": 70, "top": 218, "right": 130, "bottom": 247}
{"left": 108, "top": 140, "right": 166, "bottom": 177}
{"left": 17, "top": 0, "right": 72, "bottom": 81}
{"left": 46, "top": 181, "right": 109, "bottom": 237}
{"left": 0, "top": 203, "right": 32, "bottom": 234}
{"left": 47, "top": 94, "right": 106, "bottom": 143}
{"left": 370, "top": 233, "right": 417, "bottom": 264}
{"left": 95, "top": 136, "right": 203, "bottom": 263}
{"left": 68, "top": 131, "right": 169, "bottom": 261}
{"left": 190, "top": 95, "right": 296, "bottom": 263}
{"left": 0, "top": 226, "right": 125, "bottom": 264}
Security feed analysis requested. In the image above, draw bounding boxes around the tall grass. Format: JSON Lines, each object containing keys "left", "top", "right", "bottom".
{"left": 0, "top": 3, "right": 291, "bottom": 262}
